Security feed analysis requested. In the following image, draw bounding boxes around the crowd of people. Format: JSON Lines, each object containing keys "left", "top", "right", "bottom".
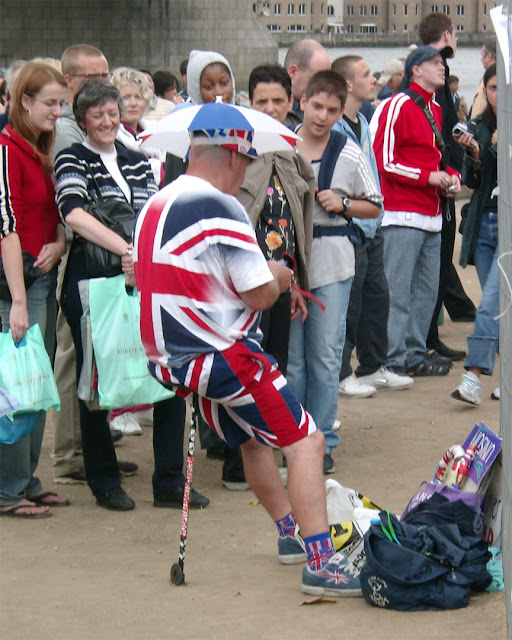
{"left": 0, "top": 12, "right": 501, "bottom": 597}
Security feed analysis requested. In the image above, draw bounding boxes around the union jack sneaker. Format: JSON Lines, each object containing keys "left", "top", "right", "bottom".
{"left": 301, "top": 552, "right": 362, "bottom": 597}
{"left": 278, "top": 531, "right": 306, "bottom": 565}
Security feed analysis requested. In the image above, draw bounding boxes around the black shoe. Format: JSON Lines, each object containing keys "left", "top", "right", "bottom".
{"left": 118, "top": 461, "right": 138, "bottom": 476}
{"left": 426, "top": 349, "right": 453, "bottom": 366}
{"left": 323, "top": 454, "right": 335, "bottom": 475}
{"left": 432, "top": 340, "right": 466, "bottom": 361}
{"left": 110, "top": 428, "right": 124, "bottom": 444}
{"left": 95, "top": 486, "right": 135, "bottom": 511}
{"left": 153, "top": 486, "right": 210, "bottom": 509}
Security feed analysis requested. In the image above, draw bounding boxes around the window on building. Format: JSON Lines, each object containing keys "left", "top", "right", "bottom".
{"left": 360, "top": 25, "right": 377, "bottom": 33}
{"left": 456, "top": 5, "right": 464, "bottom": 15}
{"left": 288, "top": 3, "right": 295, "bottom": 15}
{"left": 483, "top": 23, "right": 486, "bottom": 31}
{"left": 403, "top": 23, "right": 408, "bottom": 31}
{"left": 392, "top": 4, "right": 396, "bottom": 17}
{"left": 360, "top": 5, "right": 367, "bottom": 16}
{"left": 346, "top": 24, "right": 354, "bottom": 33}
{"left": 327, "top": 5, "right": 334, "bottom": 16}
{"left": 268, "top": 24, "right": 282, "bottom": 31}
{"left": 403, "top": 4, "right": 408, "bottom": 16}
{"left": 311, "top": 2, "right": 314, "bottom": 13}
{"left": 442, "top": 4, "right": 449, "bottom": 14}
{"left": 263, "top": 2, "right": 271, "bottom": 12}
{"left": 431, "top": 4, "right": 438, "bottom": 11}
{"left": 370, "top": 5, "right": 378, "bottom": 16}
{"left": 321, "top": 3, "right": 325, "bottom": 15}
{"left": 456, "top": 24, "right": 464, "bottom": 31}
{"left": 275, "top": 3, "right": 281, "bottom": 15}
{"left": 288, "top": 23, "right": 306, "bottom": 31}
{"left": 347, "top": 5, "right": 354, "bottom": 15}
{"left": 483, "top": 4, "right": 487, "bottom": 15}
{"left": 299, "top": 3, "right": 306, "bottom": 15}
{"left": 392, "top": 24, "right": 396, "bottom": 31}
{"left": 416, "top": 4, "right": 418, "bottom": 15}
{"left": 253, "top": 3, "right": 257, "bottom": 12}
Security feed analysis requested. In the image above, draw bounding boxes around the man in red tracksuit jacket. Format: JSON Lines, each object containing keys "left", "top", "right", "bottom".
{"left": 373, "top": 45, "right": 461, "bottom": 377}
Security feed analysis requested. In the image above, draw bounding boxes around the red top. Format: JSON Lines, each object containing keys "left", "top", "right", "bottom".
{"left": 373, "top": 82, "right": 458, "bottom": 217}
{"left": 0, "top": 125, "right": 61, "bottom": 257}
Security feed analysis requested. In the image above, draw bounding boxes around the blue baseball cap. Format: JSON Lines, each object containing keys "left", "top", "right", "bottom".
{"left": 404, "top": 45, "right": 453, "bottom": 79}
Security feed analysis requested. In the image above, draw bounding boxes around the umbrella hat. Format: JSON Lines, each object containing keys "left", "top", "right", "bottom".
{"left": 139, "top": 99, "right": 299, "bottom": 160}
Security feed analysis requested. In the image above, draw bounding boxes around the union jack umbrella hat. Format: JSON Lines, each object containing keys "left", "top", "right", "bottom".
{"left": 139, "top": 98, "right": 299, "bottom": 160}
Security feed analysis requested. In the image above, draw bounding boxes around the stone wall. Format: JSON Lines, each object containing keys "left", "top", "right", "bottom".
{"left": 0, "top": 0, "right": 278, "bottom": 90}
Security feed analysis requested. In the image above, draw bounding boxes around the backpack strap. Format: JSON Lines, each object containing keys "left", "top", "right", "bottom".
{"left": 317, "top": 128, "right": 347, "bottom": 192}
{"left": 403, "top": 89, "right": 448, "bottom": 170}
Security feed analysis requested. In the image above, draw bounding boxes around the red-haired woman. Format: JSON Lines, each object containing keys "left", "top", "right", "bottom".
{"left": 0, "top": 62, "right": 69, "bottom": 517}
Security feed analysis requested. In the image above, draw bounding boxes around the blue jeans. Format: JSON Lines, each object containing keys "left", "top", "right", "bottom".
{"left": 382, "top": 226, "right": 441, "bottom": 370}
{"left": 287, "top": 278, "right": 353, "bottom": 455}
{"left": 0, "top": 270, "right": 57, "bottom": 505}
{"left": 465, "top": 211, "right": 499, "bottom": 375}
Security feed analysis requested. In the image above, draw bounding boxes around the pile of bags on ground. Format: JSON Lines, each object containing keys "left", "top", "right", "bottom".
{"left": 326, "top": 421, "right": 503, "bottom": 610}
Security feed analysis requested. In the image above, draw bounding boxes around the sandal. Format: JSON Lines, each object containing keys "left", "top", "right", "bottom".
{"left": 407, "top": 357, "right": 450, "bottom": 377}
{"left": 0, "top": 502, "right": 52, "bottom": 518}
{"left": 29, "top": 491, "right": 70, "bottom": 507}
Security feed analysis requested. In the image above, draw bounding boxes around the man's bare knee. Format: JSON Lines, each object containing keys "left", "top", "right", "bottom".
{"left": 282, "top": 429, "right": 325, "bottom": 462}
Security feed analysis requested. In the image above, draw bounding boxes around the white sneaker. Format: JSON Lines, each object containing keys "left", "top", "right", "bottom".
{"left": 491, "top": 387, "right": 500, "bottom": 400}
{"left": 451, "top": 371, "right": 481, "bottom": 406}
{"left": 133, "top": 407, "right": 154, "bottom": 425}
{"left": 357, "top": 366, "right": 413, "bottom": 391}
{"left": 333, "top": 419, "right": 341, "bottom": 431}
{"left": 110, "top": 412, "right": 142, "bottom": 435}
{"left": 338, "top": 375, "right": 376, "bottom": 398}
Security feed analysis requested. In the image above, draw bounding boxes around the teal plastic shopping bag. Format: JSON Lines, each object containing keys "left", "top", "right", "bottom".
{"left": 0, "top": 325, "right": 60, "bottom": 444}
{"left": 88, "top": 275, "right": 174, "bottom": 409}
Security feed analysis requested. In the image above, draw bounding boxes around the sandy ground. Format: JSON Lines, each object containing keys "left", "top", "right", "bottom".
{"left": 0, "top": 203, "right": 507, "bottom": 640}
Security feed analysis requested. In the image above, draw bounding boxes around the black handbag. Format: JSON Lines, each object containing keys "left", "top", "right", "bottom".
{"left": 81, "top": 161, "right": 136, "bottom": 279}
{"left": 0, "top": 251, "right": 41, "bottom": 301}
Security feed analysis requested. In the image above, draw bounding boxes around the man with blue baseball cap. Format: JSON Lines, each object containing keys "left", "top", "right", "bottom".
{"left": 373, "top": 44, "right": 461, "bottom": 378}
{"left": 133, "top": 124, "right": 365, "bottom": 596}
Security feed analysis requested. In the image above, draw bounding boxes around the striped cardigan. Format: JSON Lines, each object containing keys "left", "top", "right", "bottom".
{"left": 54, "top": 141, "right": 158, "bottom": 219}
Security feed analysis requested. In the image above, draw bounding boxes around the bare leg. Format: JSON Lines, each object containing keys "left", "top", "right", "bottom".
{"left": 241, "top": 429, "right": 328, "bottom": 538}
{"left": 241, "top": 438, "right": 291, "bottom": 522}
{"left": 282, "top": 430, "right": 328, "bottom": 538}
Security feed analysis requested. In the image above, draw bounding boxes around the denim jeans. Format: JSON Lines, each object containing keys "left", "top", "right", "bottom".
{"left": 0, "top": 270, "right": 57, "bottom": 505}
{"left": 465, "top": 211, "right": 499, "bottom": 375}
{"left": 287, "top": 278, "right": 353, "bottom": 455}
{"left": 382, "top": 226, "right": 441, "bottom": 370}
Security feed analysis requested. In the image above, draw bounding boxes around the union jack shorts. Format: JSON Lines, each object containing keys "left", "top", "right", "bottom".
{"left": 157, "top": 340, "right": 317, "bottom": 449}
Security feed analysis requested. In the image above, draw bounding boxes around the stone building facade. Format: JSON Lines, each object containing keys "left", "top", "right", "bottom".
{"left": 0, "top": 0, "right": 278, "bottom": 90}
{"left": 252, "top": 0, "right": 495, "bottom": 36}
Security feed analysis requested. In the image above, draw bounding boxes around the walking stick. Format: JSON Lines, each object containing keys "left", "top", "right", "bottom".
{"left": 170, "top": 395, "right": 198, "bottom": 586}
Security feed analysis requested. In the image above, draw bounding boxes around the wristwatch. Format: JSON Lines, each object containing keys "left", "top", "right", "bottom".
{"left": 341, "top": 197, "right": 351, "bottom": 214}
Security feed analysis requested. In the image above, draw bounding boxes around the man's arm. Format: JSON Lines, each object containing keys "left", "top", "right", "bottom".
{"left": 238, "top": 261, "right": 292, "bottom": 311}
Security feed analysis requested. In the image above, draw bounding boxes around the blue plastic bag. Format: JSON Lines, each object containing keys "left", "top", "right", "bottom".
{"left": 0, "top": 325, "right": 60, "bottom": 444}
{"left": 88, "top": 276, "right": 174, "bottom": 409}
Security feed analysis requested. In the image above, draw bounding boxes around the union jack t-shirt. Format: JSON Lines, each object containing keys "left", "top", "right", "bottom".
{"left": 133, "top": 175, "right": 274, "bottom": 370}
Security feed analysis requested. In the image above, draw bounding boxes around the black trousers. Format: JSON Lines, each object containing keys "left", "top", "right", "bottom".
{"left": 61, "top": 250, "right": 186, "bottom": 496}
{"left": 427, "top": 199, "right": 476, "bottom": 347}
{"left": 340, "top": 229, "right": 389, "bottom": 380}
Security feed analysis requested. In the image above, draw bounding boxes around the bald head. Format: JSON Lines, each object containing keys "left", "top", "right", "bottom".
{"left": 284, "top": 39, "right": 331, "bottom": 101}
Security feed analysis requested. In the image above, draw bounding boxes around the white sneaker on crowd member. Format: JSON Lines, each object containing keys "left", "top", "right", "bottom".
{"left": 491, "top": 387, "right": 500, "bottom": 400}
{"left": 333, "top": 419, "right": 341, "bottom": 432}
{"left": 357, "top": 366, "right": 413, "bottom": 391}
{"left": 110, "top": 412, "right": 142, "bottom": 435}
{"left": 451, "top": 371, "right": 481, "bottom": 406}
{"left": 338, "top": 375, "right": 376, "bottom": 398}
{"left": 133, "top": 407, "right": 154, "bottom": 425}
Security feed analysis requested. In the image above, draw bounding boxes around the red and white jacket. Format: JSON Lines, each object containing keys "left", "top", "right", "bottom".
{"left": 373, "top": 82, "right": 458, "bottom": 220}
{"left": 0, "top": 125, "right": 61, "bottom": 258}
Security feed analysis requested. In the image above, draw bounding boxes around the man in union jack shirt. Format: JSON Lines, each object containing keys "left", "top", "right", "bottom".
{"left": 133, "top": 126, "right": 361, "bottom": 596}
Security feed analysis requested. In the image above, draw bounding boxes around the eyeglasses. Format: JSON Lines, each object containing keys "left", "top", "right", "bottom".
{"left": 71, "top": 72, "right": 111, "bottom": 80}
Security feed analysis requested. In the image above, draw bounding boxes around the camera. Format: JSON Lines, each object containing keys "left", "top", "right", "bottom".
{"left": 452, "top": 122, "right": 472, "bottom": 138}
